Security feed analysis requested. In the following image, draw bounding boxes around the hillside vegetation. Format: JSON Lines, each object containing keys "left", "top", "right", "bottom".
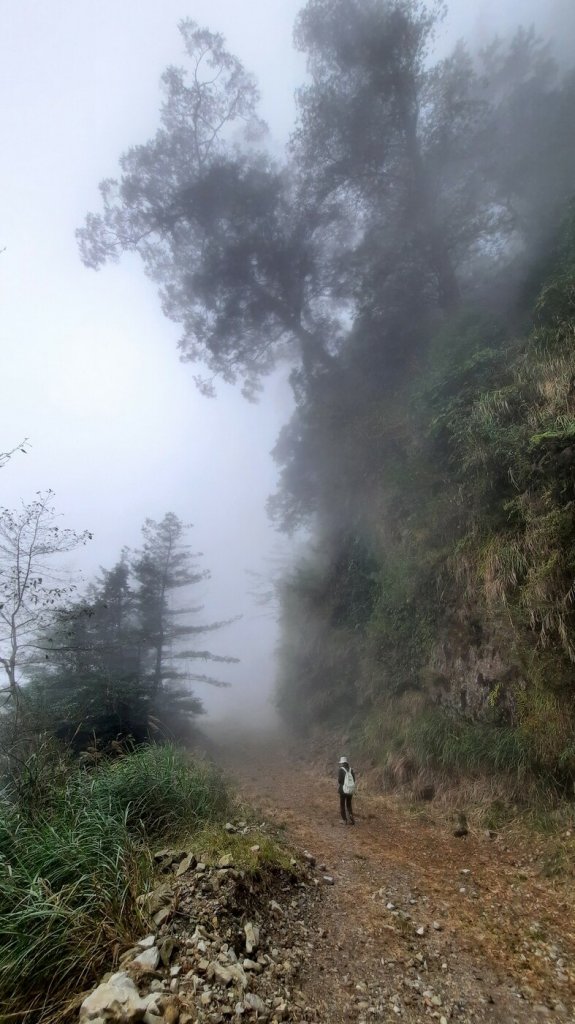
{"left": 276, "top": 219, "right": 575, "bottom": 796}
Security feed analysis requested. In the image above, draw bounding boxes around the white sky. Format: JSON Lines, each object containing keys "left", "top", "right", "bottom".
{"left": 1, "top": 0, "right": 571, "bottom": 721}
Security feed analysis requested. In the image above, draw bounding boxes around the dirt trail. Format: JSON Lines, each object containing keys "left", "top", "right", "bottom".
{"left": 211, "top": 729, "right": 575, "bottom": 1024}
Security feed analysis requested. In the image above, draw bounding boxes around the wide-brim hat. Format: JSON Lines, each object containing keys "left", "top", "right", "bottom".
{"left": 339, "top": 755, "right": 349, "bottom": 764}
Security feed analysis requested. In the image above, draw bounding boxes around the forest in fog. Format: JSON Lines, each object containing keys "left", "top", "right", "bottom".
{"left": 2, "top": 0, "right": 575, "bottom": 789}
{"left": 2, "top": 0, "right": 575, "bottom": 784}
{"left": 3, "top": 2, "right": 575, "bottom": 1018}
{"left": 74, "top": 0, "right": 575, "bottom": 788}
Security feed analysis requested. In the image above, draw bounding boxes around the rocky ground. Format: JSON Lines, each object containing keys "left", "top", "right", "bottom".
{"left": 212, "top": 731, "right": 575, "bottom": 1024}
{"left": 78, "top": 822, "right": 327, "bottom": 1024}
{"left": 77, "top": 731, "right": 575, "bottom": 1023}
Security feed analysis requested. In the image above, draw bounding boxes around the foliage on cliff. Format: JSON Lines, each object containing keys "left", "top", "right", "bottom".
{"left": 276, "top": 218, "right": 575, "bottom": 790}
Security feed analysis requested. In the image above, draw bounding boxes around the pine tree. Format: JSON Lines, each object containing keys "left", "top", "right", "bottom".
{"left": 131, "top": 513, "right": 238, "bottom": 714}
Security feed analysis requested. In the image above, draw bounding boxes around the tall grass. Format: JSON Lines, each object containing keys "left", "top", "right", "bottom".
{"left": 360, "top": 700, "right": 571, "bottom": 795}
{"left": 407, "top": 710, "right": 533, "bottom": 779}
{"left": 89, "top": 743, "right": 230, "bottom": 838}
{"left": 0, "top": 801, "right": 145, "bottom": 1013}
{"left": 0, "top": 743, "right": 230, "bottom": 1022}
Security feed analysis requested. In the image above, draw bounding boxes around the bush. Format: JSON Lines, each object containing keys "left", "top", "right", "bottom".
{"left": 0, "top": 799, "right": 146, "bottom": 1010}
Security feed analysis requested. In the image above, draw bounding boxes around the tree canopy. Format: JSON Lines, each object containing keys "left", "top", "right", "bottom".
{"left": 78, "top": 3, "right": 575, "bottom": 403}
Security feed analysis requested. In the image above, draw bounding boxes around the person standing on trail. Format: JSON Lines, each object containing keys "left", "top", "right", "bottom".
{"left": 338, "top": 755, "right": 356, "bottom": 825}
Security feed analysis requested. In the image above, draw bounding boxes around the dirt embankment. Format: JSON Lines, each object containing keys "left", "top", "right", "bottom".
{"left": 210, "top": 727, "right": 575, "bottom": 1024}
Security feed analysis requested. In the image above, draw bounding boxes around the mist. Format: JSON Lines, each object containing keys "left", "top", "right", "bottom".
{"left": 1, "top": 0, "right": 574, "bottom": 735}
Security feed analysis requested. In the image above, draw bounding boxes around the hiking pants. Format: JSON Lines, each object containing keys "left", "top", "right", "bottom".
{"left": 340, "top": 792, "right": 354, "bottom": 822}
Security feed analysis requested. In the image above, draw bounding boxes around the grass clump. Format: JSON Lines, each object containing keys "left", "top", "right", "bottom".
{"left": 406, "top": 710, "right": 533, "bottom": 779}
{"left": 0, "top": 800, "right": 147, "bottom": 1014}
{"left": 89, "top": 743, "right": 230, "bottom": 839}
{"left": 0, "top": 743, "right": 230, "bottom": 1022}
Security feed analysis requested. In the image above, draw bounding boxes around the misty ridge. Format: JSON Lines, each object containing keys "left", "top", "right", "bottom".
{"left": 3, "top": 0, "right": 575, "bottom": 781}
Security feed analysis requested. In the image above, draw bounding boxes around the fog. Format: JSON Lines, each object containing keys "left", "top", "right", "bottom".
{"left": 1, "top": 0, "right": 572, "bottom": 725}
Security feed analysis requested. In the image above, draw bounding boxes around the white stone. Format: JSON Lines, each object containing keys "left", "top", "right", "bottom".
{"left": 213, "top": 963, "right": 233, "bottom": 986}
{"left": 79, "top": 972, "right": 149, "bottom": 1022}
{"left": 244, "top": 921, "right": 260, "bottom": 953}
{"left": 133, "top": 946, "right": 160, "bottom": 970}
{"left": 176, "top": 853, "right": 196, "bottom": 876}
{"left": 243, "top": 958, "right": 262, "bottom": 972}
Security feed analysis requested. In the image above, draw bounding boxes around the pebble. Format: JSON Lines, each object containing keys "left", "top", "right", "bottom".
{"left": 76, "top": 816, "right": 565, "bottom": 1024}
{"left": 244, "top": 992, "right": 267, "bottom": 1013}
{"left": 244, "top": 921, "right": 260, "bottom": 953}
{"left": 133, "top": 946, "right": 161, "bottom": 970}
{"left": 243, "top": 959, "right": 262, "bottom": 973}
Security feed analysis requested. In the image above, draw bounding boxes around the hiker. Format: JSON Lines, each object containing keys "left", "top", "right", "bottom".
{"left": 338, "top": 755, "right": 356, "bottom": 825}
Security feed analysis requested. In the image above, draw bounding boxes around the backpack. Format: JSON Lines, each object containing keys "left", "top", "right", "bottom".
{"left": 342, "top": 767, "right": 356, "bottom": 795}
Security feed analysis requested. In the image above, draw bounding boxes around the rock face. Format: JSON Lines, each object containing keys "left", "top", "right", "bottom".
{"left": 428, "top": 608, "right": 521, "bottom": 719}
{"left": 77, "top": 825, "right": 326, "bottom": 1024}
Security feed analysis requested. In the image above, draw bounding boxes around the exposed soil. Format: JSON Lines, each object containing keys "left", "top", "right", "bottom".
{"left": 211, "top": 728, "right": 575, "bottom": 1024}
